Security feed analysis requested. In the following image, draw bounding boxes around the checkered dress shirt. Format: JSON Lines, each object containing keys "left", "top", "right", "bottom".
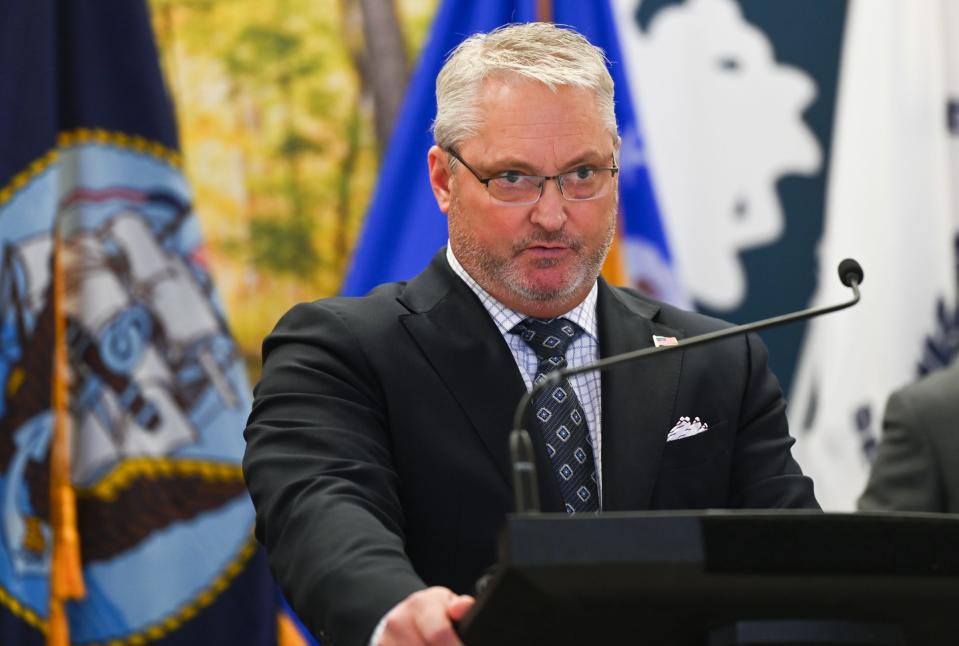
{"left": 446, "top": 246, "right": 604, "bottom": 500}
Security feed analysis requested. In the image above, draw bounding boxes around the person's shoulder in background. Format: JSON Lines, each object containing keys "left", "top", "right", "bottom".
{"left": 859, "top": 358, "right": 959, "bottom": 513}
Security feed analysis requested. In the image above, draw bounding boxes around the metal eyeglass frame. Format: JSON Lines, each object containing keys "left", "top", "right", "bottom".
{"left": 445, "top": 148, "right": 619, "bottom": 205}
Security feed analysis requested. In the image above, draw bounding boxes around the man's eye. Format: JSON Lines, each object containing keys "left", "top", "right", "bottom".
{"left": 572, "top": 167, "right": 596, "bottom": 180}
{"left": 501, "top": 171, "right": 524, "bottom": 184}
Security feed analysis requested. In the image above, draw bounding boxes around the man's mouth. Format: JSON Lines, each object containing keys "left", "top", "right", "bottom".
{"left": 515, "top": 235, "right": 580, "bottom": 252}
{"left": 522, "top": 244, "right": 570, "bottom": 257}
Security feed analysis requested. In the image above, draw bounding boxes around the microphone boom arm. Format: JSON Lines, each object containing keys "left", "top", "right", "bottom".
{"left": 509, "top": 265, "right": 862, "bottom": 514}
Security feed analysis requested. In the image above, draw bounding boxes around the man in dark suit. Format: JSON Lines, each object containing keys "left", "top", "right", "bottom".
{"left": 858, "top": 358, "right": 959, "bottom": 513}
{"left": 243, "top": 23, "right": 818, "bottom": 646}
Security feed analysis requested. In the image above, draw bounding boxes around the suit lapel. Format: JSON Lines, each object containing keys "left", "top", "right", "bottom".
{"left": 398, "top": 254, "right": 529, "bottom": 494}
{"left": 597, "top": 281, "right": 685, "bottom": 511}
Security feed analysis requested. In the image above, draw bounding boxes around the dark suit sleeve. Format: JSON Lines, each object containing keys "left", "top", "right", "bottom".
{"left": 858, "top": 388, "right": 942, "bottom": 512}
{"left": 729, "top": 333, "right": 819, "bottom": 509}
{"left": 243, "top": 301, "right": 425, "bottom": 646}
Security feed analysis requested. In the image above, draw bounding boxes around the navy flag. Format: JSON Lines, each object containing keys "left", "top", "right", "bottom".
{"left": 0, "top": 1, "right": 276, "bottom": 643}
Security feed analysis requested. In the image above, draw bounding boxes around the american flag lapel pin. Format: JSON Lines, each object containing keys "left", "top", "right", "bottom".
{"left": 652, "top": 335, "right": 678, "bottom": 348}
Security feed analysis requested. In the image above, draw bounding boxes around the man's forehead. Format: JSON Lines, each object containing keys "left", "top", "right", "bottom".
{"left": 476, "top": 76, "right": 598, "bottom": 113}
{"left": 458, "top": 79, "right": 613, "bottom": 164}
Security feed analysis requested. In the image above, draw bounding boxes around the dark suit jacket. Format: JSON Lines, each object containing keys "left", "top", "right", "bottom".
{"left": 243, "top": 252, "right": 818, "bottom": 646}
{"left": 858, "top": 358, "right": 959, "bottom": 513}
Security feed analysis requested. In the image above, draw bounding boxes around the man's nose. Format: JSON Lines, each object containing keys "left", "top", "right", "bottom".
{"left": 529, "top": 178, "right": 567, "bottom": 230}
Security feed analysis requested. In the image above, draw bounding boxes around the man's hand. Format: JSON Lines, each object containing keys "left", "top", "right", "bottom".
{"left": 377, "top": 586, "right": 475, "bottom": 646}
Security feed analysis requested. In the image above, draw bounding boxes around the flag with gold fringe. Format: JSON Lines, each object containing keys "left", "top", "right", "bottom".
{"left": 0, "top": 1, "right": 280, "bottom": 643}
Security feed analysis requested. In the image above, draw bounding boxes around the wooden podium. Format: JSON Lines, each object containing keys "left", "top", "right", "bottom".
{"left": 457, "top": 511, "right": 959, "bottom": 645}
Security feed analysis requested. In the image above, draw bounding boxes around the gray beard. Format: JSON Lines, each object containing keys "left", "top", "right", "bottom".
{"left": 448, "top": 200, "right": 616, "bottom": 305}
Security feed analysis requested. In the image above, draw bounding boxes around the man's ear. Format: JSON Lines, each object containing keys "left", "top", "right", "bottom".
{"left": 427, "top": 145, "right": 452, "bottom": 214}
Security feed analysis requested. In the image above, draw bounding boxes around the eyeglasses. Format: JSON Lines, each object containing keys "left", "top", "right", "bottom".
{"left": 446, "top": 149, "right": 619, "bottom": 206}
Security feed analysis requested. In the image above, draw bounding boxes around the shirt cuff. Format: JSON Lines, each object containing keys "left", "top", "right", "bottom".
{"left": 367, "top": 604, "right": 394, "bottom": 646}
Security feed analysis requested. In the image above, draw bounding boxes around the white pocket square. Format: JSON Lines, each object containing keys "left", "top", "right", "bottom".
{"left": 666, "top": 416, "right": 709, "bottom": 442}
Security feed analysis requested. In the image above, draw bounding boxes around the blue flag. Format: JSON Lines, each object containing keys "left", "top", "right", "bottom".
{"left": 343, "top": 0, "right": 536, "bottom": 295}
{"left": 554, "top": 1, "right": 685, "bottom": 305}
{"left": 0, "top": 1, "right": 277, "bottom": 643}
{"left": 343, "top": 0, "right": 680, "bottom": 302}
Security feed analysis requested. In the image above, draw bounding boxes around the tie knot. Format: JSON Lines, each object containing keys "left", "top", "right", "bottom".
{"left": 511, "top": 317, "right": 583, "bottom": 361}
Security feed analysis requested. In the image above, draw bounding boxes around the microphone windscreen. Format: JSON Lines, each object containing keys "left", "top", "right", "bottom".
{"left": 838, "top": 258, "right": 864, "bottom": 287}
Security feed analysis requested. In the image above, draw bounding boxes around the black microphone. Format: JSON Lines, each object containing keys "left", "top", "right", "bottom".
{"left": 838, "top": 258, "right": 864, "bottom": 287}
{"left": 510, "top": 426, "right": 540, "bottom": 513}
{"left": 509, "top": 258, "right": 864, "bottom": 514}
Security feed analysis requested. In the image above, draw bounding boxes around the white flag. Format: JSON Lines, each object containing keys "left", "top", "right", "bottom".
{"left": 789, "top": 0, "right": 959, "bottom": 510}
{"left": 611, "top": 0, "right": 821, "bottom": 312}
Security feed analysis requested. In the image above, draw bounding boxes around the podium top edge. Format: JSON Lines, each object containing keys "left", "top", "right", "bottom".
{"left": 505, "top": 509, "right": 959, "bottom": 523}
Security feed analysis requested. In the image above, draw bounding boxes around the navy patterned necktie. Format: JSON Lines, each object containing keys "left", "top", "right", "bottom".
{"left": 511, "top": 317, "right": 599, "bottom": 514}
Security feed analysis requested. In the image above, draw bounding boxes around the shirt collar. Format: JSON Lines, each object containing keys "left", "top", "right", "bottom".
{"left": 446, "top": 244, "right": 599, "bottom": 340}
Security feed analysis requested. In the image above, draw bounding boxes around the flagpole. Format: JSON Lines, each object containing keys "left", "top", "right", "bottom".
{"left": 48, "top": 220, "right": 86, "bottom": 646}
{"left": 537, "top": 0, "right": 552, "bottom": 23}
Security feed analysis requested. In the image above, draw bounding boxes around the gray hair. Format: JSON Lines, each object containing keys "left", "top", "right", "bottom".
{"left": 432, "top": 22, "right": 619, "bottom": 152}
